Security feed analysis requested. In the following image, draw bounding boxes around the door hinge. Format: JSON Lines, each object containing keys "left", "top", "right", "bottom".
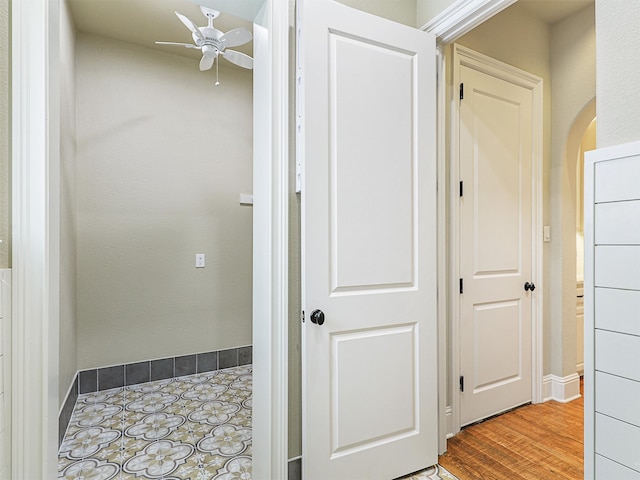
{"left": 459, "top": 278, "right": 464, "bottom": 294}
{"left": 459, "top": 375, "right": 465, "bottom": 392}
{"left": 301, "top": 310, "right": 305, "bottom": 323}
{"left": 459, "top": 82, "right": 464, "bottom": 100}
{"left": 459, "top": 180, "right": 464, "bottom": 197}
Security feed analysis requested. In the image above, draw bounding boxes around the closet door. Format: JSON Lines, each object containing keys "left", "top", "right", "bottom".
{"left": 299, "top": 1, "right": 438, "bottom": 478}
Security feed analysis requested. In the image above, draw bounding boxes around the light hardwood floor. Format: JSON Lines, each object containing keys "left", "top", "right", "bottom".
{"left": 439, "top": 381, "right": 584, "bottom": 479}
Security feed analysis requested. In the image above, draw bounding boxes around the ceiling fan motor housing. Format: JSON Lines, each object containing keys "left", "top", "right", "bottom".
{"left": 193, "top": 27, "right": 223, "bottom": 49}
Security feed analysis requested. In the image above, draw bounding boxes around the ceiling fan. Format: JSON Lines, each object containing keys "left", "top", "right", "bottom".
{"left": 156, "top": 6, "right": 253, "bottom": 78}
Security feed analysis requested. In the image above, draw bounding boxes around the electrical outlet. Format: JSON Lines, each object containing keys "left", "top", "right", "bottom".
{"left": 196, "top": 254, "right": 205, "bottom": 268}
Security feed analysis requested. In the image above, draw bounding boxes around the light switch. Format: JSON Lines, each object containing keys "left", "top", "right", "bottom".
{"left": 196, "top": 254, "right": 205, "bottom": 268}
{"left": 543, "top": 226, "right": 551, "bottom": 242}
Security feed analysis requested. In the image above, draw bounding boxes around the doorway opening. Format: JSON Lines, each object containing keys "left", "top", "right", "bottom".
{"left": 444, "top": 0, "right": 595, "bottom": 449}
{"left": 57, "top": 2, "right": 257, "bottom": 477}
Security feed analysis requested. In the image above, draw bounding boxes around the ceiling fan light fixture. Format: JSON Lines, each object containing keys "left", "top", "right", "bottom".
{"left": 156, "top": 9, "right": 254, "bottom": 78}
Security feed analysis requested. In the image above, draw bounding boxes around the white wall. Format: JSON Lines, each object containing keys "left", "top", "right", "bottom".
{"left": 549, "top": 4, "right": 595, "bottom": 378}
{"left": 75, "top": 33, "right": 253, "bottom": 369}
{"left": 0, "top": 0, "right": 9, "bottom": 268}
{"left": 59, "top": 0, "right": 78, "bottom": 406}
{"left": 595, "top": 0, "right": 640, "bottom": 147}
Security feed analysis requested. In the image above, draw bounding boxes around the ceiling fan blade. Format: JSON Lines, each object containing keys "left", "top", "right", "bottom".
{"left": 220, "top": 28, "right": 253, "bottom": 48}
{"left": 199, "top": 54, "right": 215, "bottom": 71}
{"left": 222, "top": 49, "right": 254, "bottom": 69}
{"left": 175, "top": 11, "right": 205, "bottom": 43}
{"left": 155, "top": 41, "right": 198, "bottom": 49}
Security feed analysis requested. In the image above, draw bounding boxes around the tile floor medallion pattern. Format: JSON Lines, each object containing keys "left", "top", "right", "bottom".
{"left": 59, "top": 365, "right": 252, "bottom": 480}
{"left": 401, "top": 465, "right": 460, "bottom": 480}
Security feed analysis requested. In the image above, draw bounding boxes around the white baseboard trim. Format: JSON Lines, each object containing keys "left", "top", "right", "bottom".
{"left": 445, "top": 406, "right": 454, "bottom": 439}
{"left": 576, "top": 362, "right": 584, "bottom": 375}
{"left": 542, "top": 373, "right": 581, "bottom": 403}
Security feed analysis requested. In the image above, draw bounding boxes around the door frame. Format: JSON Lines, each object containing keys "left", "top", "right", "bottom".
{"left": 11, "top": 0, "right": 290, "bottom": 477}
{"left": 449, "top": 44, "right": 544, "bottom": 435}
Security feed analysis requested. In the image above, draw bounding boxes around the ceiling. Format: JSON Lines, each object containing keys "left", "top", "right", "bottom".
{"left": 68, "top": 0, "right": 595, "bottom": 64}
{"left": 517, "top": 0, "right": 593, "bottom": 24}
{"left": 67, "top": 0, "right": 257, "bottom": 63}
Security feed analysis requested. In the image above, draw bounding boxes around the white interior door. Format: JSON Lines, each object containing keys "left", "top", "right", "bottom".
{"left": 299, "top": 1, "right": 437, "bottom": 478}
{"left": 458, "top": 59, "right": 535, "bottom": 426}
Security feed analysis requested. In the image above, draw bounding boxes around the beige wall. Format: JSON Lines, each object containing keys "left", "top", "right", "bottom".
{"left": 75, "top": 33, "right": 253, "bottom": 369}
{"left": 417, "top": 0, "right": 457, "bottom": 27}
{"left": 0, "top": 0, "right": 9, "bottom": 268}
{"left": 549, "top": 4, "right": 595, "bottom": 378}
{"left": 59, "top": 0, "right": 78, "bottom": 406}
{"left": 595, "top": 0, "right": 640, "bottom": 147}
{"left": 576, "top": 118, "right": 596, "bottom": 283}
{"left": 456, "top": 2, "right": 553, "bottom": 374}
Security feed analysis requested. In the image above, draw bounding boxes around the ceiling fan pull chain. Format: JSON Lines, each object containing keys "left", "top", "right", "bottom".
{"left": 215, "top": 58, "right": 220, "bottom": 86}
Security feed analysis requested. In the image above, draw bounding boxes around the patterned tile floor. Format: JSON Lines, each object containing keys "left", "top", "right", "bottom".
{"left": 58, "top": 365, "right": 252, "bottom": 480}
{"left": 402, "top": 465, "right": 459, "bottom": 480}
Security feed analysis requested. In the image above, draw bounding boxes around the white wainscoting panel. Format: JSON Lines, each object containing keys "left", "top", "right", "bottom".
{"left": 595, "top": 246, "right": 640, "bottom": 291}
{"left": 595, "top": 153, "right": 640, "bottom": 202}
{"left": 595, "top": 330, "right": 640, "bottom": 383}
{"left": 595, "top": 414, "right": 640, "bottom": 474}
{"left": 595, "top": 372, "right": 640, "bottom": 428}
{"left": 595, "top": 287, "right": 640, "bottom": 337}
{"left": 596, "top": 454, "right": 640, "bottom": 480}
{"left": 585, "top": 140, "right": 640, "bottom": 478}
{"left": 595, "top": 200, "right": 640, "bottom": 244}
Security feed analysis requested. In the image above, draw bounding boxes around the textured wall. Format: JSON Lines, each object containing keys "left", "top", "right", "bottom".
{"left": 59, "top": 0, "right": 79, "bottom": 407}
{"left": 417, "top": 0, "right": 457, "bottom": 28}
{"left": 595, "top": 0, "right": 640, "bottom": 147}
{"left": 0, "top": 0, "right": 9, "bottom": 268}
{"left": 549, "top": 4, "right": 595, "bottom": 378}
{"left": 75, "top": 33, "right": 253, "bottom": 369}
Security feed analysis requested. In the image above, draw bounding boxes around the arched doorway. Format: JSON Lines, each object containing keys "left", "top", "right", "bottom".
{"left": 563, "top": 98, "right": 596, "bottom": 377}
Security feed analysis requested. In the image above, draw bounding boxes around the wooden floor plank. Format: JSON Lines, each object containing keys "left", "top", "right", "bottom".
{"left": 439, "top": 383, "right": 584, "bottom": 480}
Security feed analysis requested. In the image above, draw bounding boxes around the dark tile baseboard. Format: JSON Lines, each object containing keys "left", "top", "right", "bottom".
{"left": 59, "top": 345, "right": 252, "bottom": 447}
{"left": 59, "top": 376, "right": 78, "bottom": 447}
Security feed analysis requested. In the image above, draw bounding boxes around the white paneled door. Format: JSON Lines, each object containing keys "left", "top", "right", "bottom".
{"left": 299, "top": 1, "right": 437, "bottom": 478}
{"left": 458, "top": 58, "right": 536, "bottom": 426}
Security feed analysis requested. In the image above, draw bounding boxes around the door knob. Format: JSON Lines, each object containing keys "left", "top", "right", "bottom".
{"left": 524, "top": 282, "right": 536, "bottom": 292}
{"left": 310, "top": 309, "right": 325, "bottom": 326}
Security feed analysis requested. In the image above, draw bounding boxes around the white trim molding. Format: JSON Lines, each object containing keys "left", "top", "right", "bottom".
{"left": 250, "top": 0, "right": 290, "bottom": 478}
{"left": 421, "top": 0, "right": 516, "bottom": 43}
{"left": 11, "top": 0, "right": 61, "bottom": 477}
{"left": 436, "top": 44, "right": 449, "bottom": 456}
{"left": 542, "top": 373, "right": 582, "bottom": 404}
{"left": 445, "top": 406, "right": 454, "bottom": 439}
